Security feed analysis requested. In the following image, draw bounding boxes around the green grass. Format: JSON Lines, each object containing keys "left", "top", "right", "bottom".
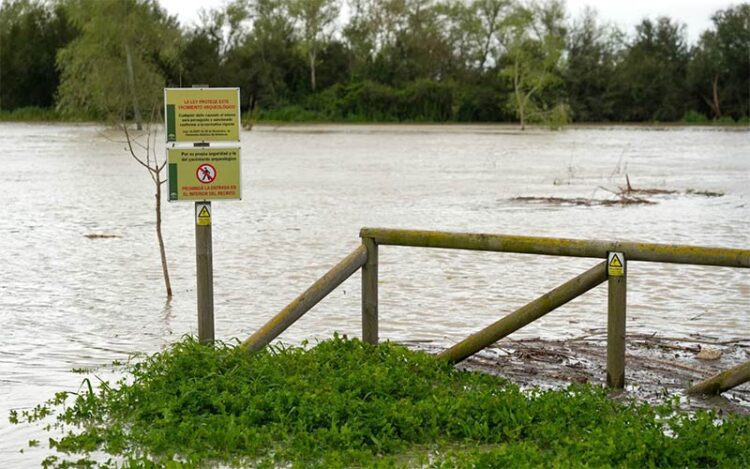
{"left": 10, "top": 335, "right": 750, "bottom": 467}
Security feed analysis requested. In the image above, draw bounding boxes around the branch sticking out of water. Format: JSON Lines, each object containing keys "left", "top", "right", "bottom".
{"left": 511, "top": 196, "right": 654, "bottom": 206}
{"left": 514, "top": 175, "right": 725, "bottom": 207}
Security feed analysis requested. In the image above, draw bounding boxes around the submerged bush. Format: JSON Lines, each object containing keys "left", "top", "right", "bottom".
{"left": 11, "top": 336, "right": 750, "bottom": 467}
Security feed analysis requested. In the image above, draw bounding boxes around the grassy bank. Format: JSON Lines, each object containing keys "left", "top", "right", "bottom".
{"left": 11, "top": 336, "right": 750, "bottom": 468}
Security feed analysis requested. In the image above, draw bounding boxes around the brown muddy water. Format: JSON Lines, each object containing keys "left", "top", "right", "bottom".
{"left": 1, "top": 123, "right": 749, "bottom": 464}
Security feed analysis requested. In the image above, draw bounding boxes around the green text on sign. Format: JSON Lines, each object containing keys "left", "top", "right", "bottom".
{"left": 168, "top": 147, "right": 241, "bottom": 201}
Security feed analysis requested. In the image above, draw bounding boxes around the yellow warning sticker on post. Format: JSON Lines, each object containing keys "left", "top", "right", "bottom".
{"left": 608, "top": 252, "right": 625, "bottom": 277}
{"left": 196, "top": 203, "right": 211, "bottom": 226}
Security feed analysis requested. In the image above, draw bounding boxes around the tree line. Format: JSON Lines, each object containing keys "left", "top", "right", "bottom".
{"left": 1, "top": 0, "right": 748, "bottom": 125}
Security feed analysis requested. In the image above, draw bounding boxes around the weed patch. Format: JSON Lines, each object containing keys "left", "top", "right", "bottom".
{"left": 11, "top": 336, "right": 750, "bottom": 467}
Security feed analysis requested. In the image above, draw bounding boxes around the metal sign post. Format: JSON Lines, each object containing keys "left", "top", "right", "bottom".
{"left": 165, "top": 86, "right": 241, "bottom": 344}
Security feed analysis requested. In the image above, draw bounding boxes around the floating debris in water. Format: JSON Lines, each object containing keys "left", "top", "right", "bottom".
{"left": 697, "top": 347, "right": 723, "bottom": 361}
{"left": 510, "top": 196, "right": 654, "bottom": 206}
{"left": 686, "top": 189, "right": 725, "bottom": 197}
{"left": 84, "top": 233, "right": 121, "bottom": 239}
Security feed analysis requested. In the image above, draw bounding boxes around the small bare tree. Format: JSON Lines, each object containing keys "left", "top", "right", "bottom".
{"left": 121, "top": 114, "right": 173, "bottom": 299}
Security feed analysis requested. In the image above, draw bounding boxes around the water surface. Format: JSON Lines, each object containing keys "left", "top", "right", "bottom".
{"left": 1, "top": 123, "right": 748, "bottom": 464}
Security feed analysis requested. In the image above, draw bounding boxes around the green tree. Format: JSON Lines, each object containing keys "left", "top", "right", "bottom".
{"left": 288, "top": 0, "right": 340, "bottom": 91}
{"left": 233, "top": 0, "right": 306, "bottom": 109}
{"left": 464, "top": 0, "right": 512, "bottom": 72}
{"left": 615, "top": 17, "right": 689, "bottom": 121}
{"left": 689, "top": 30, "right": 724, "bottom": 118}
{"left": 565, "top": 8, "right": 623, "bottom": 121}
{"left": 342, "top": 0, "right": 378, "bottom": 82}
{"left": 501, "top": 0, "right": 568, "bottom": 129}
{"left": 56, "top": 0, "right": 180, "bottom": 128}
{"left": 0, "top": 0, "right": 77, "bottom": 110}
{"left": 689, "top": 5, "right": 750, "bottom": 119}
{"left": 343, "top": 0, "right": 451, "bottom": 86}
{"left": 178, "top": 25, "right": 224, "bottom": 88}
{"left": 56, "top": 0, "right": 179, "bottom": 298}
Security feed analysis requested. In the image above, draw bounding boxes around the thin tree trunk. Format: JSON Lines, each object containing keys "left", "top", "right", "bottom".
{"left": 478, "top": 4, "right": 501, "bottom": 70}
{"left": 711, "top": 74, "right": 721, "bottom": 118}
{"left": 155, "top": 176, "right": 173, "bottom": 298}
{"left": 124, "top": 42, "right": 143, "bottom": 131}
{"left": 514, "top": 58, "right": 525, "bottom": 131}
{"left": 310, "top": 49, "right": 317, "bottom": 91}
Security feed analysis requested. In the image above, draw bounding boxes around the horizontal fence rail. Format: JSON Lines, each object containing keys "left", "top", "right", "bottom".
{"left": 360, "top": 228, "right": 750, "bottom": 268}
{"left": 243, "top": 227, "right": 750, "bottom": 396}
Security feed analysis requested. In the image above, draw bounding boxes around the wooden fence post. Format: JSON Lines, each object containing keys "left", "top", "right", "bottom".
{"left": 196, "top": 202, "right": 214, "bottom": 344}
{"left": 607, "top": 252, "right": 626, "bottom": 389}
{"left": 362, "top": 237, "right": 378, "bottom": 344}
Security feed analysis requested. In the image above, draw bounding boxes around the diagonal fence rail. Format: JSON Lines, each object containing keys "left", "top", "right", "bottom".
{"left": 242, "top": 228, "right": 750, "bottom": 394}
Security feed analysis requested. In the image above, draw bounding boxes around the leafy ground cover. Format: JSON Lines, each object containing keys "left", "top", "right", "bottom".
{"left": 11, "top": 336, "right": 750, "bottom": 467}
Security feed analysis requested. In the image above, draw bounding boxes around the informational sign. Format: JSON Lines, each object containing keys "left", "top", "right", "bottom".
{"left": 168, "top": 147, "right": 241, "bottom": 201}
{"left": 196, "top": 202, "right": 212, "bottom": 226}
{"left": 608, "top": 252, "right": 625, "bottom": 277}
{"left": 164, "top": 88, "right": 240, "bottom": 143}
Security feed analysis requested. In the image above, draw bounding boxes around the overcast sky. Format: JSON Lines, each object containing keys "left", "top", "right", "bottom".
{"left": 160, "top": 0, "right": 742, "bottom": 45}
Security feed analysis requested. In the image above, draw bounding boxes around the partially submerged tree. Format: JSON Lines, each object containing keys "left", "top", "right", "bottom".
{"left": 501, "top": 0, "right": 568, "bottom": 129}
{"left": 122, "top": 115, "right": 173, "bottom": 298}
{"left": 57, "top": 0, "right": 178, "bottom": 298}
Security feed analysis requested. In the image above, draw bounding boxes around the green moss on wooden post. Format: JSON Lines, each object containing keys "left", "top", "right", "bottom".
{"left": 688, "top": 361, "right": 750, "bottom": 396}
{"left": 359, "top": 228, "right": 750, "bottom": 268}
{"left": 362, "top": 238, "right": 378, "bottom": 345}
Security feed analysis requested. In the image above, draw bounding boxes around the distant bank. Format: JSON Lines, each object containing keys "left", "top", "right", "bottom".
{"left": 1, "top": 106, "right": 748, "bottom": 129}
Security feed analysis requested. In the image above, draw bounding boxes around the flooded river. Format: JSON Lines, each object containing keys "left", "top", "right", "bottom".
{"left": 1, "top": 123, "right": 749, "bottom": 463}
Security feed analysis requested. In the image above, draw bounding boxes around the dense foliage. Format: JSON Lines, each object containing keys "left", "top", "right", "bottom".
{"left": 11, "top": 336, "right": 750, "bottom": 467}
{"left": 1, "top": 0, "right": 748, "bottom": 124}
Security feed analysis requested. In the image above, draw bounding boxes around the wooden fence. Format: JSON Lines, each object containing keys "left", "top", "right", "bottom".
{"left": 242, "top": 228, "right": 750, "bottom": 394}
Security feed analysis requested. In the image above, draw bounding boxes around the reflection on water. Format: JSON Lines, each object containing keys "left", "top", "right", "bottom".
{"left": 1, "top": 123, "right": 749, "bottom": 463}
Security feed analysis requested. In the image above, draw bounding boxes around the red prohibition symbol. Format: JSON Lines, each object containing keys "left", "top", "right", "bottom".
{"left": 196, "top": 163, "right": 217, "bottom": 184}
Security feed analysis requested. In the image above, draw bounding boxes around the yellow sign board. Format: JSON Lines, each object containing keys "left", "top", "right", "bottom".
{"left": 168, "top": 147, "right": 241, "bottom": 201}
{"left": 608, "top": 252, "right": 625, "bottom": 277}
{"left": 165, "top": 88, "right": 240, "bottom": 143}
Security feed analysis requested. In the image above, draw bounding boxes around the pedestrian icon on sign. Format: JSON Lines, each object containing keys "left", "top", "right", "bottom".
{"left": 196, "top": 164, "right": 217, "bottom": 184}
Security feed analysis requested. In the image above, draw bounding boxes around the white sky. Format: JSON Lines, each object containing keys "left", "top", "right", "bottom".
{"left": 160, "top": 0, "right": 743, "bottom": 45}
